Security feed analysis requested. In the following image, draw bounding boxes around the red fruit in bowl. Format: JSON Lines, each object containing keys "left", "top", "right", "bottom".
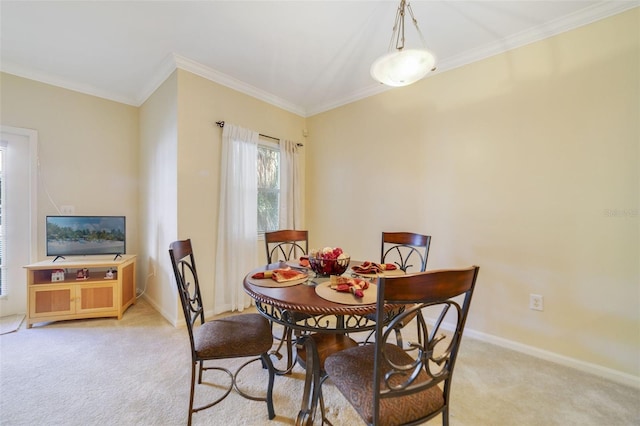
{"left": 309, "top": 247, "right": 350, "bottom": 276}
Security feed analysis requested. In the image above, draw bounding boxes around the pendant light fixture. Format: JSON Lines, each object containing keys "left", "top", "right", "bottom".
{"left": 370, "top": 0, "right": 437, "bottom": 87}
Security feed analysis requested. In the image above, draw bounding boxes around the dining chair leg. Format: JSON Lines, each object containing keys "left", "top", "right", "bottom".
{"left": 261, "top": 353, "right": 276, "bottom": 420}
{"left": 188, "top": 361, "right": 196, "bottom": 426}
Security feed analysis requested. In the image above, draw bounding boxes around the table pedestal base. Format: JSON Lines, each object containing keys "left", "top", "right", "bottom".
{"left": 295, "top": 334, "right": 358, "bottom": 426}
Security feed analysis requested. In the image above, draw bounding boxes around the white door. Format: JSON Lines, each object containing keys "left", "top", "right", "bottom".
{"left": 0, "top": 126, "right": 38, "bottom": 316}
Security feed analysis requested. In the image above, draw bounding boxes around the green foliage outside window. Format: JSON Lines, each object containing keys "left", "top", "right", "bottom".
{"left": 258, "top": 144, "right": 279, "bottom": 233}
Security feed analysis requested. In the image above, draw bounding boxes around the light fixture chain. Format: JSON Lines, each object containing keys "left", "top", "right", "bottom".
{"left": 388, "top": 1, "right": 404, "bottom": 53}
{"left": 397, "top": 0, "right": 406, "bottom": 51}
{"left": 406, "top": 1, "right": 428, "bottom": 48}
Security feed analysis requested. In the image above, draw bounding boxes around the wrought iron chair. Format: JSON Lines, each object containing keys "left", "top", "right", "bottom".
{"left": 324, "top": 266, "right": 480, "bottom": 426}
{"left": 169, "top": 239, "right": 276, "bottom": 426}
{"left": 265, "top": 229, "right": 308, "bottom": 265}
{"left": 264, "top": 229, "right": 309, "bottom": 374}
{"left": 380, "top": 231, "right": 431, "bottom": 347}
{"left": 381, "top": 231, "right": 431, "bottom": 273}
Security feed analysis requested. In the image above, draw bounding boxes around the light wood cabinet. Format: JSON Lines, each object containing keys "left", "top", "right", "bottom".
{"left": 24, "top": 255, "right": 136, "bottom": 328}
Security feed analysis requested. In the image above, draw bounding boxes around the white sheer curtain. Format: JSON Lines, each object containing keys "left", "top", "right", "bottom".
{"left": 214, "top": 124, "right": 259, "bottom": 313}
{"left": 279, "top": 139, "right": 302, "bottom": 229}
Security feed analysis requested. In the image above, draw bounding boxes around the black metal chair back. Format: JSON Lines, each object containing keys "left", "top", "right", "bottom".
{"left": 325, "top": 266, "right": 480, "bottom": 426}
{"left": 169, "top": 239, "right": 203, "bottom": 354}
{"left": 263, "top": 229, "right": 310, "bottom": 375}
{"left": 373, "top": 267, "right": 479, "bottom": 424}
{"left": 265, "top": 229, "right": 308, "bottom": 263}
{"left": 381, "top": 231, "right": 431, "bottom": 272}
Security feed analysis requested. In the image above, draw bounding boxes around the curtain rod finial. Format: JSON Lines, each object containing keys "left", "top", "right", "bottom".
{"left": 216, "top": 121, "right": 225, "bottom": 128}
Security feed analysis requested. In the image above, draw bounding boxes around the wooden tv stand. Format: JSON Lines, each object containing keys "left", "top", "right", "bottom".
{"left": 24, "top": 255, "right": 136, "bottom": 328}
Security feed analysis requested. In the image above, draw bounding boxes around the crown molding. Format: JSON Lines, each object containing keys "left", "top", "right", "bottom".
{"left": 305, "top": 1, "right": 639, "bottom": 116}
{"left": 305, "top": 83, "right": 390, "bottom": 117}
{"left": 436, "top": 1, "right": 640, "bottom": 76}
{"left": 134, "top": 54, "right": 179, "bottom": 107}
{"left": 169, "top": 54, "right": 307, "bottom": 117}
{"left": 2, "top": 2, "right": 636, "bottom": 116}
{"left": 0, "top": 61, "right": 139, "bottom": 106}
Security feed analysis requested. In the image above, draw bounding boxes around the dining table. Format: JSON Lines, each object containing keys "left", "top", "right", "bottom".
{"left": 243, "top": 261, "right": 402, "bottom": 425}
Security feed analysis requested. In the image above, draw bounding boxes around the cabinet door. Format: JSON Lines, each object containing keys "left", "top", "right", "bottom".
{"left": 77, "top": 282, "right": 117, "bottom": 314}
{"left": 30, "top": 285, "right": 75, "bottom": 318}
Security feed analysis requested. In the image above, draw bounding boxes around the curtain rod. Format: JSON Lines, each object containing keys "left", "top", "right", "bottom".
{"left": 215, "top": 121, "right": 303, "bottom": 147}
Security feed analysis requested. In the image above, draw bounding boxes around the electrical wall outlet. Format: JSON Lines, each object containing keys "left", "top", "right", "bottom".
{"left": 60, "top": 205, "right": 75, "bottom": 215}
{"left": 530, "top": 294, "right": 544, "bottom": 311}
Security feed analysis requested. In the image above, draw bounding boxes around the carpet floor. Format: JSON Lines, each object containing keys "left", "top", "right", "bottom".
{"left": 0, "top": 313, "right": 25, "bottom": 335}
{"left": 0, "top": 298, "right": 637, "bottom": 426}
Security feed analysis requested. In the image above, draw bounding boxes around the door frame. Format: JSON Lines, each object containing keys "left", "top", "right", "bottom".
{"left": 0, "top": 125, "right": 38, "bottom": 312}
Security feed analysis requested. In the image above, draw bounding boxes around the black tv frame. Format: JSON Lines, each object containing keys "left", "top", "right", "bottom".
{"left": 46, "top": 215, "right": 126, "bottom": 262}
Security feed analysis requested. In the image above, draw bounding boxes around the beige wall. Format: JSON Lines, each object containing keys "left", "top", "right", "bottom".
{"left": 0, "top": 73, "right": 140, "bottom": 311}
{"left": 1, "top": 8, "right": 636, "bottom": 382}
{"left": 0, "top": 67, "right": 306, "bottom": 326}
{"left": 306, "top": 9, "right": 639, "bottom": 378}
{"left": 139, "top": 69, "right": 307, "bottom": 323}
{"left": 138, "top": 72, "right": 179, "bottom": 322}
{"left": 175, "top": 70, "right": 306, "bottom": 316}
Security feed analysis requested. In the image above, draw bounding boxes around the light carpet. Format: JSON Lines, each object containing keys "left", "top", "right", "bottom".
{"left": 0, "top": 299, "right": 638, "bottom": 426}
{"left": 0, "top": 313, "right": 25, "bottom": 335}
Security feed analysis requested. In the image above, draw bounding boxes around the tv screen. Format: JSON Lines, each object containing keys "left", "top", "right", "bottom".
{"left": 46, "top": 216, "right": 126, "bottom": 258}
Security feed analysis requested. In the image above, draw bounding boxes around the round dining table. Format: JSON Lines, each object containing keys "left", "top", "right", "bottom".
{"left": 243, "top": 262, "right": 398, "bottom": 425}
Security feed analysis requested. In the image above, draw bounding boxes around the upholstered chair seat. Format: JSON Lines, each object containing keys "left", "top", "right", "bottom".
{"left": 325, "top": 343, "right": 445, "bottom": 425}
{"left": 194, "top": 315, "right": 273, "bottom": 358}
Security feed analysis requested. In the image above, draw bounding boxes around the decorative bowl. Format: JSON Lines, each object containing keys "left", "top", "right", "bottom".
{"left": 308, "top": 255, "right": 350, "bottom": 277}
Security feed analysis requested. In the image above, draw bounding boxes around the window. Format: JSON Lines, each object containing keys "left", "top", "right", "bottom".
{"left": 257, "top": 140, "right": 280, "bottom": 236}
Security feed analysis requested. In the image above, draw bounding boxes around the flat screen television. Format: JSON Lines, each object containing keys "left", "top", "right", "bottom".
{"left": 46, "top": 216, "right": 126, "bottom": 260}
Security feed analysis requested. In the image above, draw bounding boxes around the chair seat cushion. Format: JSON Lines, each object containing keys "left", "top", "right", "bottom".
{"left": 194, "top": 313, "right": 273, "bottom": 359}
{"left": 325, "top": 343, "right": 444, "bottom": 426}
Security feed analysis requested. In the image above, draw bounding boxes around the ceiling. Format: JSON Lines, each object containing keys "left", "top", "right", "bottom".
{"left": 1, "top": 1, "right": 636, "bottom": 117}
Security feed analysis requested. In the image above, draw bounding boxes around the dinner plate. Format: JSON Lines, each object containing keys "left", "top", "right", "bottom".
{"left": 351, "top": 268, "right": 405, "bottom": 279}
{"left": 247, "top": 274, "right": 309, "bottom": 288}
{"left": 285, "top": 260, "right": 311, "bottom": 270}
{"left": 315, "top": 280, "right": 377, "bottom": 305}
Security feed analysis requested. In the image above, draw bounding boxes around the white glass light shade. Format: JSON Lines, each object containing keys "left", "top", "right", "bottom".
{"left": 370, "top": 48, "right": 436, "bottom": 87}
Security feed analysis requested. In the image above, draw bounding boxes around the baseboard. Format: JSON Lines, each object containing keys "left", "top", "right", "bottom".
{"left": 137, "top": 293, "right": 239, "bottom": 327}
{"left": 464, "top": 327, "right": 640, "bottom": 390}
{"left": 137, "top": 294, "right": 179, "bottom": 327}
